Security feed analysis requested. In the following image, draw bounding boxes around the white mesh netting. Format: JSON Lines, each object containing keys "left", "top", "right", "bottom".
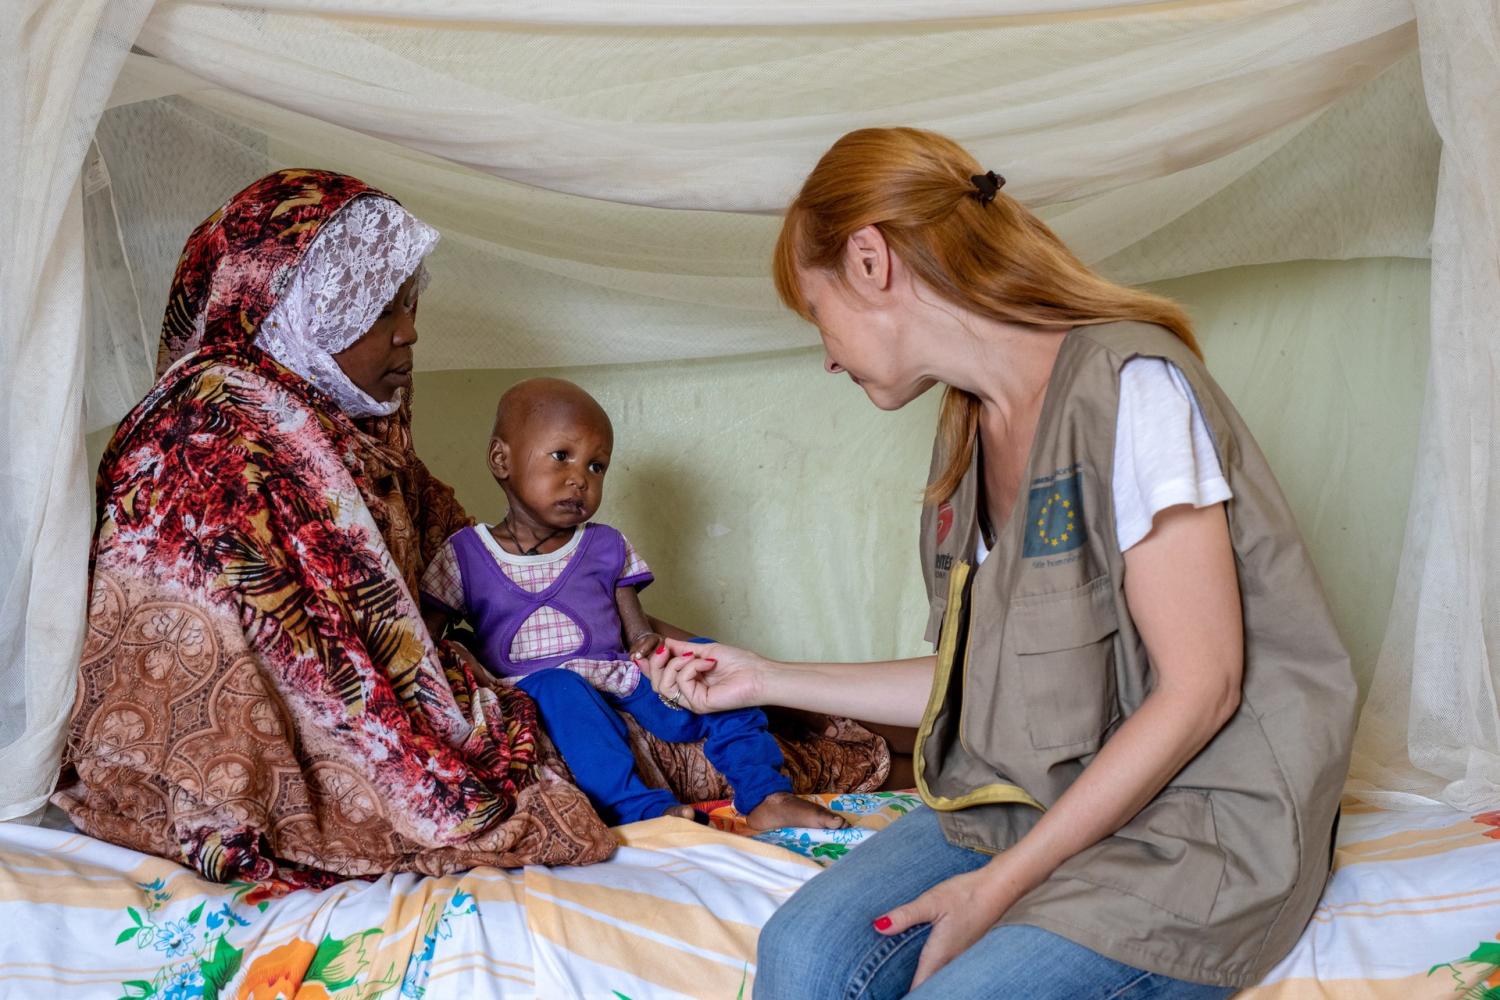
{"left": 3, "top": 0, "right": 1493, "bottom": 820}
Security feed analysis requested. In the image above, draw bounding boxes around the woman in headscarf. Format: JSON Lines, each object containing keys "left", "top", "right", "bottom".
{"left": 52, "top": 170, "right": 618, "bottom": 882}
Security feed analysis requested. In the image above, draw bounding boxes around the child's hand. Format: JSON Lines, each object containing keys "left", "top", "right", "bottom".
{"left": 627, "top": 631, "right": 666, "bottom": 664}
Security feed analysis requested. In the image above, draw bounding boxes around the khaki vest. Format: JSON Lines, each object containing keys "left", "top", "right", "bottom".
{"left": 914, "top": 322, "right": 1356, "bottom": 988}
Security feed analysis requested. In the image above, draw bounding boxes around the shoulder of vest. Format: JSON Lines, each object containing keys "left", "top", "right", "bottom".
{"left": 1073, "top": 322, "right": 1242, "bottom": 467}
{"left": 581, "top": 523, "right": 631, "bottom": 580}
{"left": 1074, "top": 320, "right": 1188, "bottom": 359}
{"left": 1071, "top": 321, "right": 1197, "bottom": 367}
{"left": 1056, "top": 321, "right": 1226, "bottom": 435}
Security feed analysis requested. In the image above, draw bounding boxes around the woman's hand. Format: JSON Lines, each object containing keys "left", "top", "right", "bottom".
{"left": 875, "top": 859, "right": 1029, "bottom": 989}
{"left": 636, "top": 637, "right": 769, "bottom": 714}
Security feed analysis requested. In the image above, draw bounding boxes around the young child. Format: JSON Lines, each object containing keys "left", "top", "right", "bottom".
{"left": 420, "top": 377, "right": 844, "bottom": 831}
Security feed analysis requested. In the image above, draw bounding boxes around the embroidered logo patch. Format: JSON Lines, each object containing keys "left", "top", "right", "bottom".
{"left": 1022, "top": 471, "right": 1087, "bottom": 558}
{"left": 936, "top": 502, "right": 954, "bottom": 545}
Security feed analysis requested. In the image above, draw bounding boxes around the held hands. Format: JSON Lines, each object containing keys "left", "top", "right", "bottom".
{"left": 633, "top": 637, "right": 767, "bottom": 714}
{"left": 626, "top": 630, "right": 665, "bottom": 663}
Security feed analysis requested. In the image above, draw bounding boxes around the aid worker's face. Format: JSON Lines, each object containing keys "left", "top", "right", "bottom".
{"left": 798, "top": 266, "right": 935, "bottom": 412}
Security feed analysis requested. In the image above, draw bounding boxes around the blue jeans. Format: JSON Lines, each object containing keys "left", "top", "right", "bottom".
{"left": 755, "top": 807, "right": 1238, "bottom": 999}
{"left": 517, "top": 667, "right": 791, "bottom": 824}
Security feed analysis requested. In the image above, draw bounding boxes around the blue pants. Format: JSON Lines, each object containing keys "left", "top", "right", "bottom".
{"left": 755, "top": 807, "right": 1238, "bottom": 1000}
{"left": 517, "top": 668, "right": 792, "bottom": 825}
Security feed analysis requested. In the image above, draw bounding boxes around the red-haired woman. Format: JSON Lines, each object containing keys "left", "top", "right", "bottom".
{"left": 641, "top": 128, "right": 1355, "bottom": 998}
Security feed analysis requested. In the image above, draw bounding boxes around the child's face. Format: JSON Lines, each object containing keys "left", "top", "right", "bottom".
{"left": 492, "top": 409, "right": 613, "bottom": 530}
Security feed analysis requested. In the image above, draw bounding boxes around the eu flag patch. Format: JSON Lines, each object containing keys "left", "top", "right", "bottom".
{"left": 1022, "top": 471, "right": 1087, "bottom": 558}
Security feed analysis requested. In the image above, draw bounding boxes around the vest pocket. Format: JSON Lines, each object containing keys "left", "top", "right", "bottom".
{"left": 1052, "top": 787, "right": 1226, "bottom": 925}
{"left": 1008, "top": 575, "right": 1119, "bottom": 751}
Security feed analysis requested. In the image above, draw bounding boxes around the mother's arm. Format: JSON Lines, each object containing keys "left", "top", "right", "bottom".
{"left": 879, "top": 500, "right": 1244, "bottom": 986}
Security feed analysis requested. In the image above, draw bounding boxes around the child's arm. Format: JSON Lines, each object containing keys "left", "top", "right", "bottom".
{"left": 647, "top": 616, "right": 697, "bottom": 642}
{"left": 616, "top": 586, "right": 664, "bottom": 661}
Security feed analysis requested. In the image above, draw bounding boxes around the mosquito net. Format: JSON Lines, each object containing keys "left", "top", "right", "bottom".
{"left": 4, "top": 0, "right": 1493, "bottom": 821}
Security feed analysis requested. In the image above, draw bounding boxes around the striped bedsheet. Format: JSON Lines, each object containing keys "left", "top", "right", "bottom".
{"left": 1243, "top": 794, "right": 1500, "bottom": 1000}
{"left": 0, "top": 791, "right": 1493, "bottom": 999}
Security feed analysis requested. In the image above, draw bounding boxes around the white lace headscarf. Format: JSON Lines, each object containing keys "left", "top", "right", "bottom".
{"left": 254, "top": 195, "right": 440, "bottom": 418}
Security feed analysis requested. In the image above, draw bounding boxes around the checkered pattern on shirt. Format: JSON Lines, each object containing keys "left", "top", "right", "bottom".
{"left": 420, "top": 530, "right": 651, "bottom": 605}
{"left": 511, "top": 606, "right": 585, "bottom": 661}
{"left": 419, "top": 527, "right": 654, "bottom": 669}
{"left": 420, "top": 540, "right": 465, "bottom": 613}
{"left": 506, "top": 533, "right": 650, "bottom": 660}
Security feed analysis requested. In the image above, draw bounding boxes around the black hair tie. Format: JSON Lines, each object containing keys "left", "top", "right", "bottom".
{"left": 970, "top": 169, "right": 1005, "bottom": 205}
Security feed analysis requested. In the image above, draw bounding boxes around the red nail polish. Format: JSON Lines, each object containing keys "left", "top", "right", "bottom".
{"left": 655, "top": 645, "right": 666, "bottom": 655}
{"left": 703, "top": 658, "right": 717, "bottom": 664}
{"left": 873, "top": 916, "right": 892, "bottom": 931}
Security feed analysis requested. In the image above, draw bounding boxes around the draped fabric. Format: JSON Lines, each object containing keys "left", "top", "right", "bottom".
{"left": 1349, "top": 0, "right": 1500, "bottom": 811}
{"left": 3, "top": 0, "right": 1496, "bottom": 820}
{"left": 127, "top": 0, "right": 1416, "bottom": 212}
{"left": 0, "top": 0, "right": 156, "bottom": 823}
{"left": 91, "top": 3, "right": 1437, "bottom": 378}
{"left": 53, "top": 170, "right": 617, "bottom": 877}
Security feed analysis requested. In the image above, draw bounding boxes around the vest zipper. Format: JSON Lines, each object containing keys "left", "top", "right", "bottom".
{"left": 914, "top": 559, "right": 1044, "bottom": 815}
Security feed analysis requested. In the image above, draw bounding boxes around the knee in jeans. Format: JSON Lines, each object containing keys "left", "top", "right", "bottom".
{"left": 755, "top": 891, "right": 850, "bottom": 999}
{"left": 753, "top": 905, "right": 800, "bottom": 998}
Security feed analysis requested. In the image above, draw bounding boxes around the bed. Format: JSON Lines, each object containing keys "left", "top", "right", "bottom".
{"left": 0, "top": 790, "right": 1494, "bottom": 999}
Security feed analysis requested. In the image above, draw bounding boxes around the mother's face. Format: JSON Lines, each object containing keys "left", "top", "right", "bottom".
{"left": 333, "top": 272, "right": 420, "bottom": 402}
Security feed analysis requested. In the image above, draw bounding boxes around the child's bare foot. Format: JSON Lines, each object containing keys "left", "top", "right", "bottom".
{"left": 662, "top": 804, "right": 697, "bottom": 821}
{"left": 745, "top": 792, "right": 848, "bottom": 831}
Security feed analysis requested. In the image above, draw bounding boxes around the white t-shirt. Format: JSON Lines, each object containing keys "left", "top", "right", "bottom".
{"left": 977, "top": 357, "right": 1231, "bottom": 561}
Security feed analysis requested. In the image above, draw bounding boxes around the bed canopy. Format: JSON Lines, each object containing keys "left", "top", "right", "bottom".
{"left": 3, "top": 0, "right": 1494, "bottom": 822}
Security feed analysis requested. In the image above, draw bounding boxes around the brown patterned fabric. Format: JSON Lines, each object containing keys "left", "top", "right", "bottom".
{"left": 622, "top": 710, "right": 891, "bottom": 804}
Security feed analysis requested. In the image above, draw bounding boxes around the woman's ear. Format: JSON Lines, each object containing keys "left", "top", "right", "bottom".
{"left": 845, "top": 225, "right": 892, "bottom": 294}
{"left": 487, "top": 437, "right": 510, "bottom": 481}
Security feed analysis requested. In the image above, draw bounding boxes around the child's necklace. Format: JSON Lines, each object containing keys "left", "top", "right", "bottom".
{"left": 501, "top": 516, "right": 565, "bottom": 556}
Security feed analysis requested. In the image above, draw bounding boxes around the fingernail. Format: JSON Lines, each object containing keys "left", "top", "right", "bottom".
{"left": 655, "top": 645, "right": 666, "bottom": 655}
{"left": 703, "top": 658, "right": 717, "bottom": 664}
{"left": 873, "top": 916, "right": 892, "bottom": 931}
{"left": 685, "top": 651, "right": 697, "bottom": 657}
